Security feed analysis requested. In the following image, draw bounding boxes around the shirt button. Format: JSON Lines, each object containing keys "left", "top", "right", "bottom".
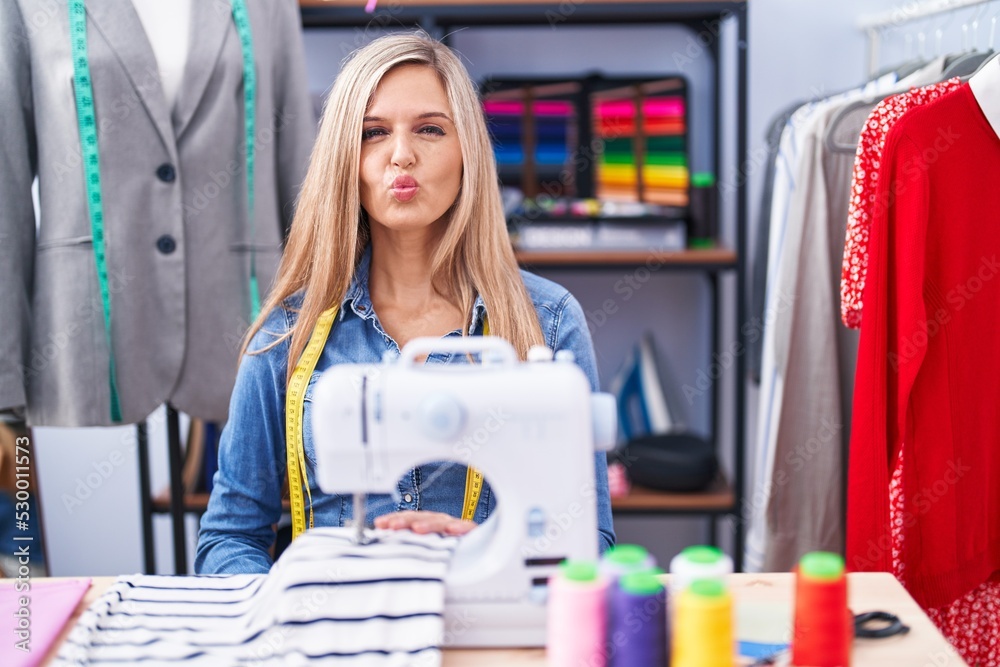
{"left": 156, "top": 163, "right": 176, "bottom": 182}
{"left": 156, "top": 234, "right": 177, "bottom": 254}
{"left": 357, "top": 303, "right": 368, "bottom": 312}
{"left": 403, "top": 493, "right": 413, "bottom": 503}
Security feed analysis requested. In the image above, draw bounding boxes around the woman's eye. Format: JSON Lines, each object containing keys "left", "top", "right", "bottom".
{"left": 362, "top": 128, "right": 387, "bottom": 140}
{"left": 419, "top": 125, "right": 445, "bottom": 136}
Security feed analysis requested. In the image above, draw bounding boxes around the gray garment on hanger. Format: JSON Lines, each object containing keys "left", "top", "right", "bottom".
{"left": 0, "top": 0, "right": 316, "bottom": 426}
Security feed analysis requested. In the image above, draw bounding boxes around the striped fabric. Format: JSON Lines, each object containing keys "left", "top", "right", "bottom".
{"left": 55, "top": 529, "right": 457, "bottom": 666}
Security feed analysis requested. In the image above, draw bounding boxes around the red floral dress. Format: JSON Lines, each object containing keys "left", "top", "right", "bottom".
{"left": 890, "top": 447, "right": 1000, "bottom": 665}
{"left": 840, "top": 78, "right": 963, "bottom": 329}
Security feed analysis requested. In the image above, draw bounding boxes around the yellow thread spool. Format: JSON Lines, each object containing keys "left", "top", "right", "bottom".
{"left": 671, "top": 578, "right": 734, "bottom": 667}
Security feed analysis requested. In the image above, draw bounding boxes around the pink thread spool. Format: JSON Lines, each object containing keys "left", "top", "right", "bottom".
{"left": 548, "top": 560, "right": 609, "bottom": 667}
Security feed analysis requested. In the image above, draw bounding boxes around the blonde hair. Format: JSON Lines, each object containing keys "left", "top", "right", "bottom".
{"left": 243, "top": 33, "right": 544, "bottom": 382}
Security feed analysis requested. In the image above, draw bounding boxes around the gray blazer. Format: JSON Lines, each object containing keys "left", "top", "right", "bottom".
{"left": 0, "top": 0, "right": 316, "bottom": 426}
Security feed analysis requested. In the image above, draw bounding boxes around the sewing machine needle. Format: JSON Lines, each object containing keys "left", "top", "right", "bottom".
{"left": 353, "top": 492, "right": 367, "bottom": 544}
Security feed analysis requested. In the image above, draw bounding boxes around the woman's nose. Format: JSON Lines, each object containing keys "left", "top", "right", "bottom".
{"left": 391, "top": 134, "right": 416, "bottom": 168}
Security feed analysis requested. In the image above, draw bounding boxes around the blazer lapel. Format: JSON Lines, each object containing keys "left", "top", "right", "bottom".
{"left": 84, "top": 0, "right": 177, "bottom": 160}
{"left": 172, "top": 0, "right": 232, "bottom": 139}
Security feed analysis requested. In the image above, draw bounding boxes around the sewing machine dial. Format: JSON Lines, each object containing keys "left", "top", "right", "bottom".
{"left": 417, "top": 392, "right": 467, "bottom": 441}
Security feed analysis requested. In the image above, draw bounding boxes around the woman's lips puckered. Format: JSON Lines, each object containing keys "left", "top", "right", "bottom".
{"left": 391, "top": 175, "right": 419, "bottom": 202}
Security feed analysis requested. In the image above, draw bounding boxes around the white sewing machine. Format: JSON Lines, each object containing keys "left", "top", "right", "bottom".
{"left": 311, "top": 336, "right": 616, "bottom": 647}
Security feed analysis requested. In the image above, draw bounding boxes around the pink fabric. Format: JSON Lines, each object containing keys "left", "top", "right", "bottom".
{"left": 0, "top": 578, "right": 91, "bottom": 667}
{"left": 607, "top": 461, "right": 631, "bottom": 498}
{"left": 890, "top": 447, "right": 1000, "bottom": 665}
{"left": 840, "top": 78, "right": 964, "bottom": 329}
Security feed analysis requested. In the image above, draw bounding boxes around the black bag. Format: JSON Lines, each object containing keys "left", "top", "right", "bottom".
{"left": 613, "top": 432, "right": 718, "bottom": 492}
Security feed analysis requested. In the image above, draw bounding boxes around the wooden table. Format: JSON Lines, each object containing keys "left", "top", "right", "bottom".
{"left": 33, "top": 572, "right": 966, "bottom": 666}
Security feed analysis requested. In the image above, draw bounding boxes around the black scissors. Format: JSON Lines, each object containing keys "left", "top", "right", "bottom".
{"left": 750, "top": 611, "right": 910, "bottom": 665}
{"left": 853, "top": 610, "right": 911, "bottom": 639}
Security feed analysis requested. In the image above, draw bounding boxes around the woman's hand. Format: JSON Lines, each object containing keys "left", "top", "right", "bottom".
{"left": 374, "top": 510, "right": 476, "bottom": 536}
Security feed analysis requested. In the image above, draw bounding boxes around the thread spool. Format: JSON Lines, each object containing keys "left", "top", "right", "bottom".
{"left": 671, "top": 578, "right": 734, "bottom": 667}
{"left": 668, "top": 545, "right": 734, "bottom": 597}
{"left": 600, "top": 544, "right": 657, "bottom": 582}
{"left": 547, "top": 560, "right": 609, "bottom": 667}
{"left": 608, "top": 570, "right": 668, "bottom": 667}
{"left": 791, "top": 552, "right": 852, "bottom": 667}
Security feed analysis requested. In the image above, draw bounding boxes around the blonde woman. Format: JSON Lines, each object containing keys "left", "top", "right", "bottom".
{"left": 196, "top": 33, "right": 615, "bottom": 574}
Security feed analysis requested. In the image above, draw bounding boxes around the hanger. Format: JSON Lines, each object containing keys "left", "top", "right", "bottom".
{"left": 942, "top": 6, "right": 995, "bottom": 79}
{"left": 890, "top": 28, "right": 933, "bottom": 81}
{"left": 823, "top": 27, "right": 928, "bottom": 155}
{"left": 823, "top": 94, "right": 892, "bottom": 154}
{"left": 967, "top": 14, "right": 1000, "bottom": 79}
{"left": 943, "top": 49, "right": 995, "bottom": 78}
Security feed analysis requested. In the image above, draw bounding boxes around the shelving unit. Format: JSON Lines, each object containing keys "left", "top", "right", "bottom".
{"left": 515, "top": 247, "right": 737, "bottom": 269}
{"left": 143, "top": 0, "right": 748, "bottom": 574}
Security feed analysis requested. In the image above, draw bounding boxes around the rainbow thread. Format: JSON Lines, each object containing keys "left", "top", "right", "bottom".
{"left": 594, "top": 96, "right": 689, "bottom": 206}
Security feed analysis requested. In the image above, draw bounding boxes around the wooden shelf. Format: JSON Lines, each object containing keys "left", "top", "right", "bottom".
{"left": 610, "top": 475, "right": 734, "bottom": 514}
{"left": 298, "top": 0, "right": 747, "bottom": 26}
{"left": 300, "top": 0, "right": 739, "bottom": 6}
{"left": 515, "top": 247, "right": 737, "bottom": 268}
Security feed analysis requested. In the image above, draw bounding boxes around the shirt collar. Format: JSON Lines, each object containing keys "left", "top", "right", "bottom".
{"left": 339, "top": 244, "right": 490, "bottom": 332}
{"left": 339, "top": 244, "right": 374, "bottom": 321}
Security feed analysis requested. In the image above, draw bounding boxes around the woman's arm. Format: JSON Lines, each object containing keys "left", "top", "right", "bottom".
{"left": 195, "top": 311, "right": 291, "bottom": 574}
{"left": 552, "top": 292, "right": 617, "bottom": 553}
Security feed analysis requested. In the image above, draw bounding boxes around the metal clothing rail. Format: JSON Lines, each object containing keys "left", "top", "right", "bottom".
{"left": 859, "top": 0, "right": 993, "bottom": 31}
{"left": 860, "top": 0, "right": 998, "bottom": 78}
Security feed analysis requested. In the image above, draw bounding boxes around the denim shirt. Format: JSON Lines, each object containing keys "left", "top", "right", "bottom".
{"left": 196, "top": 247, "right": 616, "bottom": 574}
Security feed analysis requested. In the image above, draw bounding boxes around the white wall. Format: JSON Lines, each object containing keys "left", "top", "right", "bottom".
{"left": 35, "top": 0, "right": 905, "bottom": 576}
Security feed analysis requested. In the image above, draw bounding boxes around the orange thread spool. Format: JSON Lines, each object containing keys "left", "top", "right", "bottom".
{"left": 791, "top": 552, "right": 851, "bottom": 667}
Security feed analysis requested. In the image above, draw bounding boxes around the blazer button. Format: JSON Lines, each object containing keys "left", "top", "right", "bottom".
{"left": 156, "top": 235, "right": 177, "bottom": 254}
{"left": 156, "top": 163, "right": 176, "bottom": 182}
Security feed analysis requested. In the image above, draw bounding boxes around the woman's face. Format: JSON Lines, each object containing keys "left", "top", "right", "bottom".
{"left": 359, "top": 65, "right": 463, "bottom": 235}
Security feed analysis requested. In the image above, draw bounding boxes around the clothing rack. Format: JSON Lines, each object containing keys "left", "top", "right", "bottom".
{"left": 859, "top": 0, "right": 998, "bottom": 77}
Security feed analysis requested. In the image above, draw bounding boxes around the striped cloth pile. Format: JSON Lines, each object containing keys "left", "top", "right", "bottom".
{"left": 55, "top": 528, "right": 457, "bottom": 666}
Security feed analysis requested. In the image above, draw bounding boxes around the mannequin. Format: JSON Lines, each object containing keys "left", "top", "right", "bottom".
{"left": 970, "top": 51, "right": 1000, "bottom": 134}
{"left": 0, "top": 0, "right": 316, "bottom": 427}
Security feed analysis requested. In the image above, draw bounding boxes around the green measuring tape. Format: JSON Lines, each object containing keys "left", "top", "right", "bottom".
{"left": 68, "top": 1, "right": 260, "bottom": 422}
{"left": 68, "top": 0, "right": 122, "bottom": 423}
{"left": 285, "top": 312, "right": 489, "bottom": 540}
{"left": 229, "top": 0, "right": 262, "bottom": 321}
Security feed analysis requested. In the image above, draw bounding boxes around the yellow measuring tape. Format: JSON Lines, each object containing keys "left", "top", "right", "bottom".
{"left": 285, "top": 310, "right": 488, "bottom": 539}
{"left": 285, "top": 307, "right": 338, "bottom": 538}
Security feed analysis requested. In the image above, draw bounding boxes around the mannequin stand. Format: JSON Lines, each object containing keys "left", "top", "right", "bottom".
{"left": 136, "top": 405, "right": 187, "bottom": 574}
